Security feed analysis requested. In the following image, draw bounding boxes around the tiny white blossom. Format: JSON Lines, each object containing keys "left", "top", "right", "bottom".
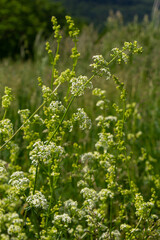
{"left": 105, "top": 116, "right": 117, "bottom": 122}
{"left": 49, "top": 101, "right": 66, "bottom": 113}
{"left": 80, "top": 152, "right": 95, "bottom": 164}
{"left": 26, "top": 191, "right": 48, "bottom": 210}
{"left": 53, "top": 213, "right": 71, "bottom": 224}
{"left": 7, "top": 224, "right": 21, "bottom": 235}
{"left": 9, "top": 171, "right": 29, "bottom": 191}
{"left": 72, "top": 108, "right": 92, "bottom": 130}
{"left": 64, "top": 199, "right": 78, "bottom": 210}
{"left": 29, "top": 141, "right": 64, "bottom": 166}
{"left": 98, "top": 189, "right": 114, "bottom": 201}
{"left": 90, "top": 55, "right": 111, "bottom": 79}
{"left": 70, "top": 75, "right": 92, "bottom": 96}
{"left": 80, "top": 187, "right": 98, "bottom": 201}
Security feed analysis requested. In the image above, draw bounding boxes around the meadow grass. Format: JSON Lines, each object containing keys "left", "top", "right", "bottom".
{"left": 0, "top": 16, "right": 160, "bottom": 239}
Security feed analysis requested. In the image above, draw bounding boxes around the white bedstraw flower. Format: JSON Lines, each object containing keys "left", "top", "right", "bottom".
{"left": 80, "top": 152, "right": 95, "bottom": 164}
{"left": 29, "top": 141, "right": 64, "bottom": 166}
{"left": 70, "top": 75, "right": 93, "bottom": 96}
{"left": 64, "top": 199, "right": 78, "bottom": 210}
{"left": 96, "top": 100, "right": 105, "bottom": 109}
{"left": 77, "top": 180, "right": 88, "bottom": 188}
{"left": 26, "top": 191, "right": 48, "bottom": 210}
{"left": 90, "top": 55, "right": 111, "bottom": 79}
{"left": 100, "top": 232, "right": 110, "bottom": 239}
{"left": 0, "top": 166, "right": 8, "bottom": 182}
{"left": 49, "top": 101, "right": 66, "bottom": 114}
{"left": 72, "top": 108, "right": 92, "bottom": 130}
{"left": 7, "top": 224, "right": 21, "bottom": 235}
{"left": 83, "top": 199, "right": 95, "bottom": 209}
{"left": 95, "top": 132, "right": 109, "bottom": 152}
{"left": 98, "top": 189, "right": 114, "bottom": 201}
{"left": 53, "top": 213, "right": 71, "bottom": 224}
{"left": 9, "top": 171, "right": 29, "bottom": 191}
{"left": 105, "top": 116, "right": 117, "bottom": 122}
{"left": 80, "top": 187, "right": 98, "bottom": 201}
{"left": 0, "top": 119, "right": 14, "bottom": 140}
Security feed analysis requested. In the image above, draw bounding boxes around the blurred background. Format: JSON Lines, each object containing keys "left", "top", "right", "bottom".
{"left": 0, "top": 0, "right": 158, "bottom": 59}
{"left": 0, "top": 0, "right": 160, "bottom": 160}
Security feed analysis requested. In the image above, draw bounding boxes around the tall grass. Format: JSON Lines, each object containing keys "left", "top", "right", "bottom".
{"left": 1, "top": 15, "right": 160, "bottom": 157}
{"left": 0, "top": 16, "right": 160, "bottom": 239}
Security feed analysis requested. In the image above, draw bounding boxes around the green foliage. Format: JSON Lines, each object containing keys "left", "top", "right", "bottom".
{"left": 0, "top": 0, "right": 66, "bottom": 59}
{"left": 0, "top": 16, "right": 160, "bottom": 239}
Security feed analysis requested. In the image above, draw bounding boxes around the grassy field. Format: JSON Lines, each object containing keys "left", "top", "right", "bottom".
{"left": 0, "top": 16, "right": 160, "bottom": 239}
{"left": 1, "top": 16, "right": 160, "bottom": 157}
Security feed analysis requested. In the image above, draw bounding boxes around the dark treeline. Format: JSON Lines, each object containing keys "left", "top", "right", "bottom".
{"left": 0, "top": 0, "right": 155, "bottom": 59}
{"left": 0, "top": 0, "right": 66, "bottom": 59}
{"left": 55, "top": 0, "right": 154, "bottom": 26}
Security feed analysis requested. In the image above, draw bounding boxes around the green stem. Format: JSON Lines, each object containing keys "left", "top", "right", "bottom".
{"left": 109, "top": 198, "right": 113, "bottom": 238}
{"left": 33, "top": 164, "right": 38, "bottom": 195}
{"left": 107, "top": 53, "right": 119, "bottom": 66}
{"left": 45, "top": 166, "right": 54, "bottom": 229}
{"left": 0, "top": 83, "right": 60, "bottom": 151}
{"left": 72, "top": 41, "right": 78, "bottom": 72}
{"left": 51, "top": 40, "right": 60, "bottom": 90}
{"left": 2, "top": 109, "right": 7, "bottom": 120}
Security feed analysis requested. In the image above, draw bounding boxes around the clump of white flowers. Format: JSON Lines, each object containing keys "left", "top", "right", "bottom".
{"left": 9, "top": 171, "right": 29, "bottom": 191}
{"left": 70, "top": 75, "right": 93, "bottom": 96}
{"left": 26, "top": 191, "right": 48, "bottom": 210}
{"left": 80, "top": 187, "right": 98, "bottom": 201}
{"left": 29, "top": 140, "right": 64, "bottom": 166}
{"left": 95, "top": 132, "right": 114, "bottom": 153}
{"left": 111, "top": 41, "right": 142, "bottom": 64}
{"left": 0, "top": 119, "right": 14, "bottom": 141}
{"left": 47, "top": 101, "right": 66, "bottom": 114}
{"left": 90, "top": 55, "right": 111, "bottom": 79}
{"left": 53, "top": 213, "right": 72, "bottom": 226}
{"left": 64, "top": 199, "right": 78, "bottom": 210}
{"left": 18, "top": 109, "right": 30, "bottom": 122}
{"left": 80, "top": 152, "right": 95, "bottom": 164}
{"left": 2, "top": 87, "right": 13, "bottom": 109}
{"left": 98, "top": 188, "right": 114, "bottom": 201}
{"left": 72, "top": 108, "right": 92, "bottom": 130}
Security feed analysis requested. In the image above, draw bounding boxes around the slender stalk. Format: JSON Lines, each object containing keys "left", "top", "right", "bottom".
{"left": 51, "top": 40, "right": 60, "bottom": 90}
{"left": 109, "top": 198, "right": 113, "bottom": 238}
{"left": 45, "top": 166, "right": 54, "bottom": 229}
{"left": 33, "top": 164, "right": 39, "bottom": 195}
{"left": 72, "top": 41, "right": 78, "bottom": 72}
{"left": 2, "top": 109, "right": 7, "bottom": 120}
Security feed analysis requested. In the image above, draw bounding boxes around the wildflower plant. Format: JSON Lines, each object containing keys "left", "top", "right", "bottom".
{"left": 0, "top": 16, "right": 159, "bottom": 240}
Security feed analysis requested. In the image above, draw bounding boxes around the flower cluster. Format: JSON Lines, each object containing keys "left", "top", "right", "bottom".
{"left": 66, "top": 16, "right": 80, "bottom": 40}
{"left": 111, "top": 41, "right": 142, "bottom": 64}
{"left": 80, "top": 152, "right": 95, "bottom": 164}
{"left": 26, "top": 191, "right": 48, "bottom": 210}
{"left": 53, "top": 213, "right": 72, "bottom": 225}
{"left": 51, "top": 16, "right": 62, "bottom": 41}
{"left": 2, "top": 87, "right": 13, "bottom": 109}
{"left": 90, "top": 55, "right": 111, "bottom": 79}
{"left": 54, "top": 69, "right": 75, "bottom": 85}
{"left": 72, "top": 108, "right": 92, "bottom": 130}
{"left": 9, "top": 171, "right": 29, "bottom": 191}
{"left": 70, "top": 75, "right": 93, "bottom": 96}
{"left": 18, "top": 109, "right": 30, "bottom": 122}
{"left": 29, "top": 140, "right": 64, "bottom": 166}
{"left": 0, "top": 119, "right": 14, "bottom": 142}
